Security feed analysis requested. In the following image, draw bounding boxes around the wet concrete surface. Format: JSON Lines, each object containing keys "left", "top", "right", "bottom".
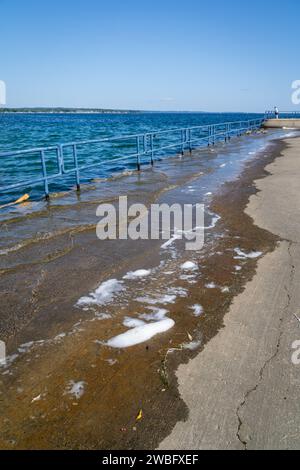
{"left": 0, "top": 131, "right": 295, "bottom": 449}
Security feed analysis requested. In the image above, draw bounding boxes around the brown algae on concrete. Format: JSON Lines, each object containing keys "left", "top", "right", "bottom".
{"left": 0, "top": 133, "right": 289, "bottom": 449}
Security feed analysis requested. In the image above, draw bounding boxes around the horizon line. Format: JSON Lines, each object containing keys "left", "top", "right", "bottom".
{"left": 0, "top": 106, "right": 266, "bottom": 114}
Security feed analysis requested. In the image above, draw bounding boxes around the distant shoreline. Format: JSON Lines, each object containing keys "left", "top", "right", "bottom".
{"left": 0, "top": 108, "right": 262, "bottom": 115}
{"left": 0, "top": 108, "right": 141, "bottom": 114}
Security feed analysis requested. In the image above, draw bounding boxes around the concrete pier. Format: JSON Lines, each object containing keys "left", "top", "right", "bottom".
{"left": 160, "top": 135, "right": 300, "bottom": 450}
{"left": 264, "top": 118, "right": 300, "bottom": 129}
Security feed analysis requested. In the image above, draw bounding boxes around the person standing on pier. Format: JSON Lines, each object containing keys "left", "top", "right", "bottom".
{"left": 274, "top": 106, "right": 279, "bottom": 119}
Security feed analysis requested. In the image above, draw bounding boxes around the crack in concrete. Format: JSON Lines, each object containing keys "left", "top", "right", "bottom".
{"left": 287, "top": 241, "right": 296, "bottom": 305}
{"left": 236, "top": 241, "right": 295, "bottom": 450}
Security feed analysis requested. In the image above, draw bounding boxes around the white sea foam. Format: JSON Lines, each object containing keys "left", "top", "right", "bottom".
{"left": 95, "top": 312, "right": 112, "bottom": 320}
{"left": 136, "top": 294, "right": 177, "bottom": 305}
{"left": 123, "top": 269, "right": 151, "bottom": 280}
{"left": 168, "top": 287, "right": 188, "bottom": 297}
{"left": 1, "top": 304, "right": 110, "bottom": 373}
{"left": 183, "top": 339, "right": 202, "bottom": 351}
{"left": 181, "top": 261, "right": 198, "bottom": 271}
{"left": 18, "top": 342, "right": 34, "bottom": 354}
{"left": 181, "top": 212, "right": 221, "bottom": 234}
{"left": 222, "top": 287, "right": 230, "bottom": 293}
{"left": 1, "top": 338, "right": 50, "bottom": 371}
{"left": 65, "top": 381, "right": 86, "bottom": 400}
{"left": 207, "top": 214, "right": 221, "bottom": 229}
{"left": 123, "top": 317, "right": 146, "bottom": 328}
{"left": 161, "top": 212, "right": 220, "bottom": 251}
{"left": 161, "top": 234, "right": 181, "bottom": 249}
{"left": 106, "top": 359, "right": 118, "bottom": 366}
{"left": 54, "top": 333, "right": 67, "bottom": 341}
{"left": 205, "top": 282, "right": 217, "bottom": 289}
{"left": 139, "top": 307, "right": 169, "bottom": 322}
{"left": 0, "top": 354, "right": 19, "bottom": 374}
{"left": 234, "top": 248, "right": 262, "bottom": 259}
{"left": 76, "top": 279, "right": 124, "bottom": 307}
{"left": 190, "top": 304, "right": 204, "bottom": 317}
{"left": 106, "top": 318, "right": 175, "bottom": 348}
{"left": 282, "top": 132, "right": 296, "bottom": 138}
{"left": 0, "top": 243, "right": 25, "bottom": 256}
{"left": 180, "top": 274, "right": 196, "bottom": 281}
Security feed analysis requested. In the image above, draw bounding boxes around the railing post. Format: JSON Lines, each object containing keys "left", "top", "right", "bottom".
{"left": 40, "top": 150, "right": 49, "bottom": 200}
{"left": 136, "top": 136, "right": 141, "bottom": 171}
{"left": 59, "top": 144, "right": 65, "bottom": 173}
{"left": 181, "top": 130, "right": 184, "bottom": 155}
{"left": 150, "top": 134, "right": 154, "bottom": 166}
{"left": 73, "top": 144, "right": 80, "bottom": 191}
{"left": 208, "top": 126, "right": 210, "bottom": 146}
{"left": 56, "top": 146, "right": 62, "bottom": 175}
{"left": 189, "top": 129, "right": 192, "bottom": 153}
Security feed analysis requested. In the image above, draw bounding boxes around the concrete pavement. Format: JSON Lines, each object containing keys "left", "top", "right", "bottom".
{"left": 159, "top": 137, "right": 300, "bottom": 450}
{"left": 264, "top": 119, "right": 300, "bottom": 129}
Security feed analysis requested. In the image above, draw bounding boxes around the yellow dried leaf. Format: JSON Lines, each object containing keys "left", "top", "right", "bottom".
{"left": 0, "top": 194, "right": 30, "bottom": 210}
{"left": 15, "top": 194, "right": 30, "bottom": 204}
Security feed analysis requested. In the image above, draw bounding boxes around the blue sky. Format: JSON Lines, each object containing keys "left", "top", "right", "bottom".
{"left": 1, "top": 0, "right": 300, "bottom": 111}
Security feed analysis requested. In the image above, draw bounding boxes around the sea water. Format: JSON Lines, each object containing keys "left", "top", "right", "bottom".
{"left": 0, "top": 112, "right": 263, "bottom": 205}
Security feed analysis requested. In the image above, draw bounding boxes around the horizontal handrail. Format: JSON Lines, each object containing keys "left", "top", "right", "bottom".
{"left": 0, "top": 145, "right": 60, "bottom": 158}
{"left": 265, "top": 110, "right": 300, "bottom": 118}
{"left": 0, "top": 118, "right": 264, "bottom": 200}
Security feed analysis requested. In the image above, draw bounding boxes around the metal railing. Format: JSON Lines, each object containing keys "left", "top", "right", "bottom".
{"left": 0, "top": 118, "right": 264, "bottom": 200}
{"left": 265, "top": 110, "right": 300, "bottom": 119}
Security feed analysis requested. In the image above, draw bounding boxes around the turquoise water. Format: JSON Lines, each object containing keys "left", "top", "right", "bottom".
{"left": 0, "top": 112, "right": 263, "bottom": 204}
